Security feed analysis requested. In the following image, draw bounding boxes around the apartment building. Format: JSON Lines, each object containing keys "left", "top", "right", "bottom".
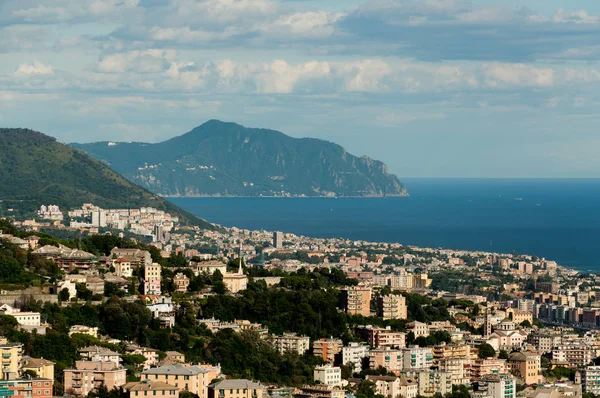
{"left": 508, "top": 352, "right": 542, "bottom": 385}
{"left": 63, "top": 361, "right": 127, "bottom": 396}
{"left": 112, "top": 258, "right": 133, "bottom": 278}
{"left": 344, "top": 287, "right": 372, "bottom": 317}
{"left": 432, "top": 343, "right": 472, "bottom": 364}
{"left": 552, "top": 344, "right": 596, "bottom": 368}
{"left": 122, "top": 380, "right": 180, "bottom": 398}
{"left": 142, "top": 364, "right": 221, "bottom": 398}
{"left": 0, "top": 378, "right": 53, "bottom": 398}
{"left": 415, "top": 370, "right": 453, "bottom": 397}
{"left": 313, "top": 364, "right": 341, "bottom": 386}
{"left": 437, "top": 357, "right": 470, "bottom": 386}
{"left": 366, "top": 375, "right": 418, "bottom": 398}
{"left": 407, "top": 321, "right": 429, "bottom": 338}
{"left": 124, "top": 345, "right": 159, "bottom": 370}
{"left": 0, "top": 337, "right": 23, "bottom": 379}
{"left": 402, "top": 346, "right": 433, "bottom": 371}
{"left": 312, "top": 338, "right": 343, "bottom": 363}
{"left": 527, "top": 331, "right": 561, "bottom": 354}
{"left": 208, "top": 379, "right": 264, "bottom": 398}
{"left": 355, "top": 326, "right": 405, "bottom": 349}
{"left": 377, "top": 295, "right": 408, "bottom": 320}
{"left": 272, "top": 333, "right": 310, "bottom": 355}
{"left": 470, "top": 359, "right": 508, "bottom": 381}
{"left": 294, "top": 386, "right": 345, "bottom": 398}
{"left": 472, "top": 374, "right": 516, "bottom": 398}
{"left": 342, "top": 343, "right": 368, "bottom": 374}
{"left": 580, "top": 366, "right": 600, "bottom": 395}
{"left": 369, "top": 348, "right": 403, "bottom": 375}
{"left": 69, "top": 325, "right": 99, "bottom": 338}
{"left": 144, "top": 263, "right": 162, "bottom": 295}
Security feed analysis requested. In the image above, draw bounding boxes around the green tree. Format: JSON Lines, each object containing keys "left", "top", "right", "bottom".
{"left": 58, "top": 288, "right": 70, "bottom": 302}
{"left": 478, "top": 343, "right": 496, "bottom": 359}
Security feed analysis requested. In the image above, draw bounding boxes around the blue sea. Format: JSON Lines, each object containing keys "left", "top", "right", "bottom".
{"left": 169, "top": 179, "right": 600, "bottom": 272}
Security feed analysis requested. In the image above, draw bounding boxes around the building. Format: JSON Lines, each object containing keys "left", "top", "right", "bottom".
{"left": 110, "top": 248, "right": 152, "bottom": 268}
{"left": 113, "top": 258, "right": 133, "bottom": 278}
{"left": 313, "top": 364, "right": 341, "bottom": 386}
{"left": 69, "top": 325, "right": 99, "bottom": 338}
{"left": 21, "top": 358, "right": 55, "bottom": 380}
{"left": 189, "top": 261, "right": 227, "bottom": 277}
{"left": 0, "top": 337, "right": 23, "bottom": 379}
{"left": 313, "top": 338, "right": 343, "bottom": 363}
{"left": 527, "top": 331, "right": 561, "bottom": 354}
{"left": 508, "top": 352, "right": 542, "bottom": 385}
{"left": 124, "top": 345, "right": 159, "bottom": 370}
{"left": 377, "top": 295, "right": 408, "bottom": 320}
{"left": 407, "top": 321, "right": 429, "bottom": 339}
{"left": 344, "top": 287, "right": 372, "bottom": 317}
{"left": 223, "top": 263, "right": 248, "bottom": 294}
{"left": 122, "top": 380, "right": 180, "bottom": 398}
{"left": 0, "top": 305, "right": 41, "bottom": 327}
{"left": 342, "top": 343, "right": 368, "bottom": 373}
{"left": 580, "top": 366, "right": 600, "bottom": 395}
{"left": 144, "top": 263, "right": 162, "bottom": 295}
{"left": 273, "top": 232, "right": 283, "bottom": 249}
{"left": 208, "top": 379, "right": 264, "bottom": 398}
{"left": 414, "top": 370, "right": 453, "bottom": 397}
{"left": 356, "top": 326, "right": 405, "bottom": 349}
{"left": 173, "top": 273, "right": 190, "bottom": 293}
{"left": 142, "top": 364, "right": 221, "bottom": 398}
{"left": 63, "top": 361, "right": 127, "bottom": 396}
{"left": 552, "top": 344, "right": 596, "bottom": 368}
{"left": 0, "top": 378, "right": 53, "bottom": 398}
{"left": 79, "top": 346, "right": 122, "bottom": 367}
{"left": 473, "top": 374, "right": 516, "bottom": 398}
{"left": 369, "top": 348, "right": 403, "bottom": 375}
{"left": 367, "top": 375, "right": 418, "bottom": 398}
{"left": 437, "top": 357, "right": 470, "bottom": 386}
{"left": 294, "top": 386, "right": 345, "bottom": 398}
{"left": 402, "top": 346, "right": 433, "bottom": 370}
{"left": 272, "top": 333, "right": 310, "bottom": 355}
{"left": 432, "top": 343, "right": 472, "bottom": 364}
{"left": 470, "top": 359, "right": 508, "bottom": 381}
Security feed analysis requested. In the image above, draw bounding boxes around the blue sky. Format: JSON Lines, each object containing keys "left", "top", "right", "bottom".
{"left": 1, "top": 0, "right": 600, "bottom": 178}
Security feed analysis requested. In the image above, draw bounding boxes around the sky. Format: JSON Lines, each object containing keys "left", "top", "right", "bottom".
{"left": 1, "top": 0, "right": 600, "bottom": 178}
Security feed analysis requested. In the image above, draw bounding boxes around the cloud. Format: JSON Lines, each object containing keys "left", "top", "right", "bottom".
{"left": 15, "top": 61, "right": 54, "bottom": 76}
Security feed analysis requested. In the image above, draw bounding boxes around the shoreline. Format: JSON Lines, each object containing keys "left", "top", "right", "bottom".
{"left": 164, "top": 193, "right": 410, "bottom": 198}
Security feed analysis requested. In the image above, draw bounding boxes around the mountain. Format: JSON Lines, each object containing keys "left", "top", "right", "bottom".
{"left": 71, "top": 120, "right": 408, "bottom": 198}
{"left": 0, "top": 128, "right": 215, "bottom": 228}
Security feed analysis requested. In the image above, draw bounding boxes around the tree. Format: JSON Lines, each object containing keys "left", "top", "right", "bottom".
{"left": 498, "top": 350, "right": 509, "bottom": 359}
{"left": 212, "top": 281, "right": 227, "bottom": 295}
{"left": 478, "top": 343, "right": 496, "bottom": 359}
{"left": 58, "top": 288, "right": 70, "bottom": 302}
{"left": 520, "top": 320, "right": 532, "bottom": 328}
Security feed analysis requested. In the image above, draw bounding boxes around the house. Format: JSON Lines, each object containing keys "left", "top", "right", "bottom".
{"left": 63, "top": 361, "right": 126, "bottom": 396}
{"left": 69, "top": 325, "right": 99, "bottom": 338}
{"left": 508, "top": 352, "right": 542, "bottom": 385}
{"left": 122, "top": 380, "right": 180, "bottom": 398}
{"left": 142, "top": 364, "right": 221, "bottom": 398}
{"left": 208, "top": 379, "right": 264, "bottom": 398}
{"left": 21, "top": 357, "right": 55, "bottom": 380}
{"left": 173, "top": 273, "right": 190, "bottom": 293}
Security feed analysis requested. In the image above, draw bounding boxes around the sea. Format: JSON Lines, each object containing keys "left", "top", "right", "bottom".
{"left": 169, "top": 179, "right": 600, "bottom": 273}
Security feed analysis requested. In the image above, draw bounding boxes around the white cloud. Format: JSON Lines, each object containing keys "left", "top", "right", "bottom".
{"left": 15, "top": 61, "right": 54, "bottom": 76}
{"left": 553, "top": 9, "right": 599, "bottom": 25}
{"left": 481, "top": 63, "right": 554, "bottom": 88}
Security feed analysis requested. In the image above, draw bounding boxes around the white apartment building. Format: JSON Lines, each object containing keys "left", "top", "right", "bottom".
{"left": 473, "top": 374, "right": 516, "bottom": 398}
{"left": 314, "top": 364, "right": 341, "bottom": 386}
{"left": 342, "top": 343, "right": 368, "bottom": 374}
{"left": 580, "top": 366, "right": 600, "bottom": 395}
{"left": 407, "top": 321, "right": 429, "bottom": 338}
{"left": 273, "top": 333, "right": 310, "bottom": 355}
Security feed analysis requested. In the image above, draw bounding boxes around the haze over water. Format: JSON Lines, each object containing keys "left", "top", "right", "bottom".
{"left": 171, "top": 179, "right": 600, "bottom": 272}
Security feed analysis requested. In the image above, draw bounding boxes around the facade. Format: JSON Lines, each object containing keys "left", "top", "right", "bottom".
{"left": 470, "top": 359, "right": 508, "bottom": 381}
{"left": 0, "top": 379, "right": 53, "bottom": 398}
{"left": 473, "top": 374, "right": 516, "bottom": 398}
{"left": 0, "top": 337, "right": 23, "bottom": 379}
{"left": 437, "top": 357, "right": 470, "bottom": 386}
{"left": 113, "top": 258, "right": 133, "bottom": 278}
{"left": 367, "top": 375, "right": 418, "bottom": 398}
{"left": 402, "top": 346, "right": 433, "bottom": 371}
{"left": 272, "top": 334, "right": 310, "bottom": 355}
{"left": 142, "top": 364, "right": 221, "bottom": 398}
{"left": 377, "top": 295, "right": 408, "bottom": 320}
{"left": 21, "top": 358, "right": 55, "bottom": 380}
{"left": 369, "top": 348, "right": 403, "bottom": 375}
{"left": 508, "top": 352, "right": 542, "bottom": 385}
{"left": 342, "top": 343, "right": 368, "bottom": 374}
{"left": 69, "top": 325, "right": 99, "bottom": 338}
{"left": 173, "top": 273, "right": 190, "bottom": 293}
{"left": 294, "top": 386, "right": 345, "bottom": 398}
{"left": 122, "top": 380, "right": 180, "bottom": 398}
{"left": 63, "top": 361, "right": 127, "bottom": 396}
{"left": 344, "top": 287, "right": 372, "bottom": 317}
{"left": 110, "top": 248, "right": 152, "bottom": 268}
{"left": 580, "top": 366, "right": 600, "bottom": 395}
{"left": 313, "top": 365, "right": 341, "bottom": 386}
{"left": 144, "top": 263, "right": 162, "bottom": 295}
{"left": 415, "top": 370, "right": 453, "bottom": 397}
{"left": 273, "top": 232, "right": 283, "bottom": 249}
{"left": 552, "top": 344, "right": 596, "bottom": 368}
{"left": 0, "top": 305, "right": 41, "bottom": 327}
{"left": 407, "top": 321, "right": 429, "bottom": 338}
{"left": 223, "top": 263, "right": 248, "bottom": 294}
{"left": 79, "top": 346, "right": 122, "bottom": 367}
{"left": 208, "top": 379, "right": 264, "bottom": 398}
{"left": 124, "top": 345, "right": 159, "bottom": 370}
{"left": 313, "top": 338, "right": 343, "bottom": 363}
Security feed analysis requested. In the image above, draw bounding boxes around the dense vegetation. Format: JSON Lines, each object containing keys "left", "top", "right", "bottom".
{"left": 0, "top": 128, "right": 214, "bottom": 228}
{"left": 72, "top": 120, "right": 408, "bottom": 197}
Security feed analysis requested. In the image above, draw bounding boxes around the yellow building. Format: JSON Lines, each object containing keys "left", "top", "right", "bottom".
{"left": 21, "top": 358, "right": 55, "bottom": 380}
{"left": 377, "top": 295, "right": 408, "bottom": 320}
{"left": 123, "top": 380, "right": 180, "bottom": 398}
{"left": 506, "top": 309, "right": 533, "bottom": 325}
{"left": 432, "top": 343, "right": 472, "bottom": 364}
{"left": 0, "top": 337, "right": 23, "bottom": 379}
{"left": 223, "top": 264, "right": 248, "bottom": 293}
{"left": 142, "top": 364, "right": 221, "bottom": 398}
{"left": 208, "top": 379, "right": 264, "bottom": 398}
{"left": 508, "top": 352, "right": 542, "bottom": 385}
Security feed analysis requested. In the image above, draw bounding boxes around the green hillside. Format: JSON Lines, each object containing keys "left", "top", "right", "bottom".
{"left": 72, "top": 120, "right": 408, "bottom": 197}
{"left": 0, "top": 128, "right": 214, "bottom": 229}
